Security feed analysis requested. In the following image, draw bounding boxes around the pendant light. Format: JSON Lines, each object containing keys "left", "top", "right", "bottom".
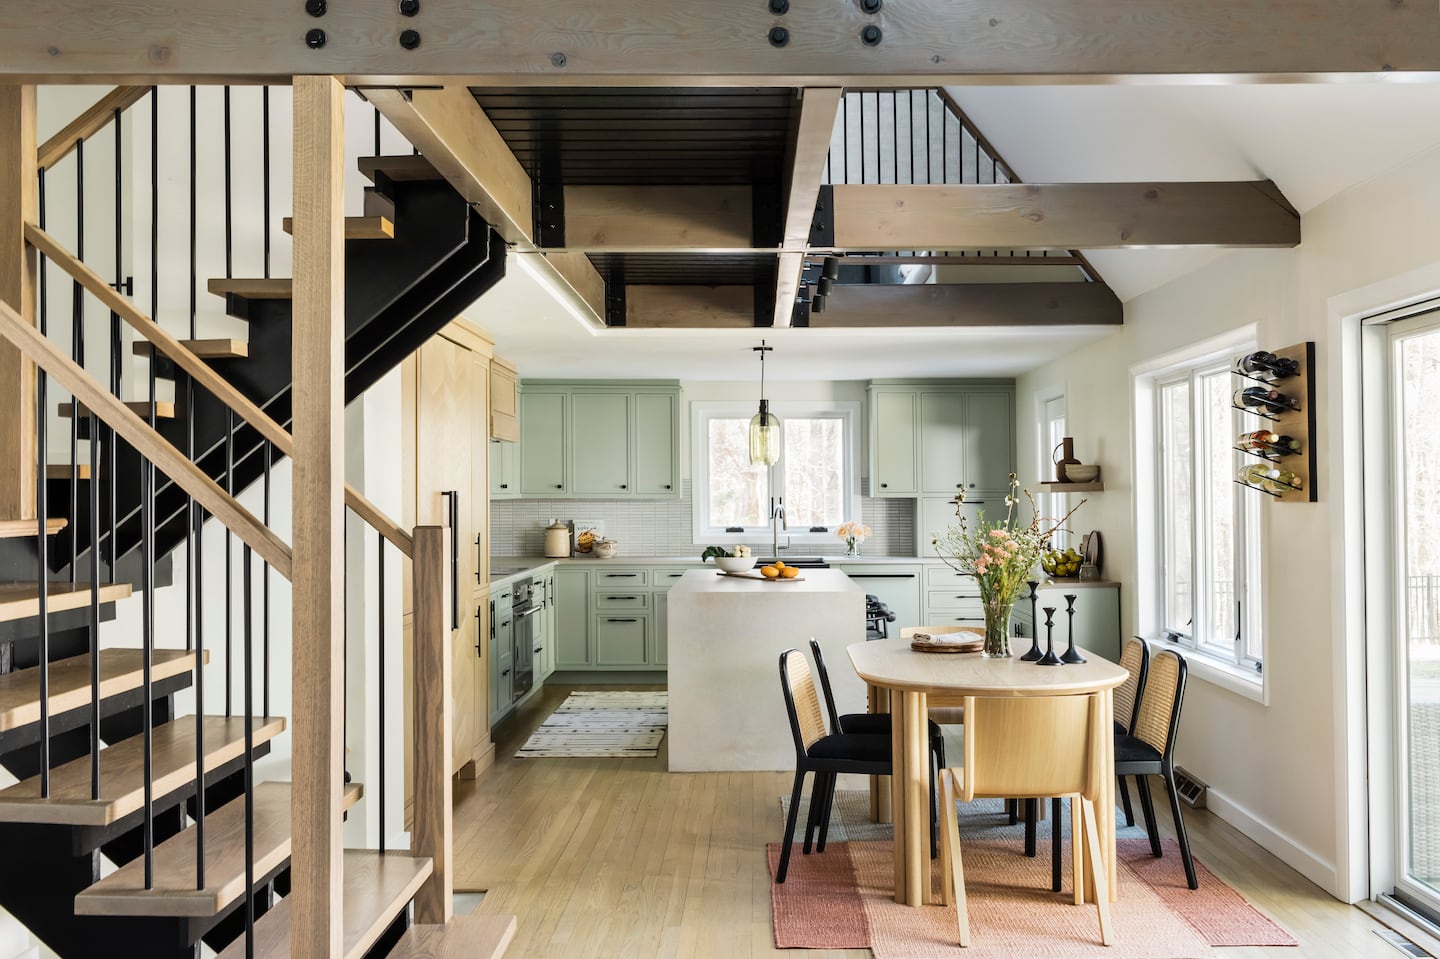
{"left": 749, "top": 341, "right": 781, "bottom": 466}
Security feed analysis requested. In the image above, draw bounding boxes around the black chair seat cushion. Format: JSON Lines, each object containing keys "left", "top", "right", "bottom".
{"left": 807, "top": 732, "right": 893, "bottom": 764}
{"left": 1114, "top": 733, "right": 1162, "bottom": 766}
{"left": 839, "top": 712, "right": 944, "bottom": 742}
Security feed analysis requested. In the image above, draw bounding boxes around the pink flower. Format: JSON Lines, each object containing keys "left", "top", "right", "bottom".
{"left": 989, "top": 530, "right": 1007, "bottom": 539}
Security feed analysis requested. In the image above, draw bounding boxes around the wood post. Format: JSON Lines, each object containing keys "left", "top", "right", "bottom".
{"left": 411, "top": 525, "right": 453, "bottom": 924}
{"left": 0, "top": 86, "right": 37, "bottom": 520}
{"left": 290, "top": 74, "right": 346, "bottom": 959}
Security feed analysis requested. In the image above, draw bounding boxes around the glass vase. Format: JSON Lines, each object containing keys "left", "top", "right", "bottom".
{"left": 845, "top": 539, "right": 861, "bottom": 557}
{"left": 981, "top": 595, "right": 1014, "bottom": 658}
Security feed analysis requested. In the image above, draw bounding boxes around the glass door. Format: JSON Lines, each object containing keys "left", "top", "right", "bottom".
{"left": 1389, "top": 309, "right": 1440, "bottom": 913}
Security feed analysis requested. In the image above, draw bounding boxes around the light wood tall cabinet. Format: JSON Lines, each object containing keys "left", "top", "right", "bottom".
{"left": 402, "top": 320, "right": 496, "bottom": 783}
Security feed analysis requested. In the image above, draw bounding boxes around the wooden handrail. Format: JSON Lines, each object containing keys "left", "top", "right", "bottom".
{"left": 36, "top": 87, "right": 150, "bottom": 172}
{"left": 23, "top": 223, "right": 414, "bottom": 559}
{"left": 0, "top": 298, "right": 293, "bottom": 578}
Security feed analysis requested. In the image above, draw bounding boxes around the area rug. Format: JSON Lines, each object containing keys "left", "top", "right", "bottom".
{"left": 769, "top": 790, "right": 1296, "bottom": 957}
{"left": 514, "top": 690, "right": 668, "bottom": 758}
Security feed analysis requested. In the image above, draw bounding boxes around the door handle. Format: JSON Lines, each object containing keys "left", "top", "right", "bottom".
{"left": 475, "top": 533, "right": 483, "bottom": 584}
{"left": 442, "top": 490, "right": 459, "bottom": 629}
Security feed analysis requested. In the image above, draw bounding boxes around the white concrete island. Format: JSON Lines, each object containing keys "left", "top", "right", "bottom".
{"left": 666, "top": 567, "right": 866, "bottom": 772}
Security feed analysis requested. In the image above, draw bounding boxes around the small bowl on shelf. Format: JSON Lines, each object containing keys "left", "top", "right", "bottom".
{"left": 1064, "top": 464, "right": 1100, "bottom": 483}
{"left": 713, "top": 555, "right": 755, "bottom": 574}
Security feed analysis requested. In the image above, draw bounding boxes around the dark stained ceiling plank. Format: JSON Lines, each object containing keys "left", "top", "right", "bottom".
{"left": 806, "top": 282, "right": 1123, "bottom": 328}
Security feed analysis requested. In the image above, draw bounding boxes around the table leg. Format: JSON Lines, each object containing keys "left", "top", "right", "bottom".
{"left": 890, "top": 693, "right": 907, "bottom": 899}
{"left": 870, "top": 684, "right": 892, "bottom": 824}
{"left": 901, "top": 689, "right": 930, "bottom": 906}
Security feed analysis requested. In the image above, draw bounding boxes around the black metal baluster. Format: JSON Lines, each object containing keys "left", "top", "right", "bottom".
{"left": 35, "top": 164, "right": 50, "bottom": 795}
{"left": 374, "top": 105, "right": 382, "bottom": 155}
{"left": 108, "top": 104, "right": 123, "bottom": 586}
{"left": 262, "top": 444, "right": 271, "bottom": 718}
{"left": 262, "top": 87, "right": 272, "bottom": 279}
{"left": 225, "top": 411, "right": 234, "bottom": 717}
{"left": 70, "top": 137, "right": 83, "bottom": 585}
{"left": 141, "top": 326, "right": 158, "bottom": 890}
{"left": 840, "top": 93, "right": 848, "bottom": 184}
{"left": 193, "top": 496, "right": 206, "bottom": 890}
{"left": 377, "top": 531, "right": 385, "bottom": 854}
{"left": 88, "top": 412, "right": 100, "bottom": 799}
{"left": 242, "top": 546, "right": 255, "bottom": 957}
{"left": 223, "top": 87, "right": 233, "bottom": 280}
{"left": 924, "top": 90, "right": 932, "bottom": 185}
{"left": 188, "top": 86, "right": 197, "bottom": 341}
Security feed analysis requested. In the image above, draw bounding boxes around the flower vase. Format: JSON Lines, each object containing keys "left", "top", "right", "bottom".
{"left": 845, "top": 539, "right": 861, "bottom": 557}
{"left": 981, "top": 595, "right": 1014, "bottom": 658}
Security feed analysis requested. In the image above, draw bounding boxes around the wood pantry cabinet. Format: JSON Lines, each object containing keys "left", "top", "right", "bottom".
{"left": 402, "top": 319, "right": 496, "bottom": 782}
{"left": 868, "top": 381, "right": 1016, "bottom": 499}
{"left": 517, "top": 381, "right": 681, "bottom": 499}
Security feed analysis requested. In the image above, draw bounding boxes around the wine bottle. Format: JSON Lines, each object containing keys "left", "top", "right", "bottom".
{"left": 1272, "top": 434, "right": 1301, "bottom": 451}
{"left": 1236, "top": 430, "right": 1280, "bottom": 451}
{"left": 1275, "top": 470, "right": 1302, "bottom": 490}
{"left": 1238, "top": 463, "right": 1280, "bottom": 487}
{"left": 1233, "top": 387, "right": 1298, "bottom": 412}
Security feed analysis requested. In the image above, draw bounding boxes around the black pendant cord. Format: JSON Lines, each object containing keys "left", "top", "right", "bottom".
{"left": 1037, "top": 606, "right": 1062, "bottom": 667}
{"left": 242, "top": 546, "right": 256, "bottom": 958}
{"left": 69, "top": 137, "right": 83, "bottom": 586}
{"left": 36, "top": 167, "right": 50, "bottom": 800}
{"left": 1019, "top": 580, "right": 1043, "bottom": 662}
{"left": 377, "top": 531, "right": 386, "bottom": 854}
{"left": 1061, "top": 594, "right": 1086, "bottom": 664}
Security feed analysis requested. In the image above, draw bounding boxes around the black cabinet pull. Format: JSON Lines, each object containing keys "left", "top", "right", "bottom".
{"left": 847, "top": 573, "right": 917, "bottom": 579}
{"left": 607, "top": 618, "right": 638, "bottom": 623}
{"left": 501, "top": 619, "right": 511, "bottom": 628}
{"left": 605, "top": 573, "right": 639, "bottom": 578}
{"left": 442, "top": 490, "right": 459, "bottom": 629}
{"left": 534, "top": 646, "right": 544, "bottom": 654}
{"left": 606, "top": 596, "right": 639, "bottom": 600}
{"left": 501, "top": 667, "right": 511, "bottom": 677}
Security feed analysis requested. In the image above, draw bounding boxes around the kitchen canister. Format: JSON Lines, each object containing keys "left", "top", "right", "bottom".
{"left": 544, "top": 519, "right": 571, "bottom": 558}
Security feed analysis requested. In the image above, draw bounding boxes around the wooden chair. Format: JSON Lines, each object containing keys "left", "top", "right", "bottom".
{"left": 937, "top": 693, "right": 1113, "bottom": 947}
{"left": 1112, "top": 637, "right": 1150, "bottom": 827}
{"left": 775, "top": 648, "right": 893, "bottom": 883}
{"left": 1115, "top": 648, "right": 1198, "bottom": 889}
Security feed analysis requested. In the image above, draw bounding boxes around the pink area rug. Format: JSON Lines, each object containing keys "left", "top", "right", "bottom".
{"left": 767, "top": 837, "right": 1296, "bottom": 957}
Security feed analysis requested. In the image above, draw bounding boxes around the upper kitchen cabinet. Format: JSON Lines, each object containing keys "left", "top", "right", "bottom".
{"left": 489, "top": 354, "right": 519, "bottom": 442}
{"left": 868, "top": 381, "right": 1016, "bottom": 498}
{"left": 517, "top": 382, "right": 681, "bottom": 499}
{"left": 489, "top": 437, "right": 520, "bottom": 499}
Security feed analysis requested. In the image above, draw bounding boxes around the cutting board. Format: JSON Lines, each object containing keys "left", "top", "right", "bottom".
{"left": 715, "top": 571, "right": 807, "bottom": 582}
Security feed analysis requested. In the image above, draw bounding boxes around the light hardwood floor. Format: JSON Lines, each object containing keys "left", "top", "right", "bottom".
{"left": 455, "top": 683, "right": 1426, "bottom": 958}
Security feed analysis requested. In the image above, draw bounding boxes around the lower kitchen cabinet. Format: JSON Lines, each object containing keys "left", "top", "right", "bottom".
{"left": 595, "top": 615, "right": 649, "bottom": 666}
{"left": 538, "top": 571, "right": 557, "bottom": 681}
{"left": 839, "top": 564, "right": 922, "bottom": 636}
{"left": 1012, "top": 583, "right": 1122, "bottom": 663}
{"left": 488, "top": 583, "right": 514, "bottom": 728}
{"left": 549, "top": 563, "right": 698, "bottom": 672}
{"left": 554, "top": 567, "right": 593, "bottom": 668}
{"left": 651, "top": 590, "right": 669, "bottom": 666}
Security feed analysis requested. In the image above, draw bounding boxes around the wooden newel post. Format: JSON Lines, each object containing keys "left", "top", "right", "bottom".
{"left": 0, "top": 85, "right": 37, "bottom": 520}
{"left": 411, "top": 524, "right": 453, "bottom": 924}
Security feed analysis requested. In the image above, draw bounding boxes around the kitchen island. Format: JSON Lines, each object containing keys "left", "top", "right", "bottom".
{"left": 666, "top": 567, "right": 866, "bottom": 771}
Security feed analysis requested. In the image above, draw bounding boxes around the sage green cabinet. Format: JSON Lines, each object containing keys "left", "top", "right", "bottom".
{"left": 841, "top": 564, "right": 923, "bottom": 636}
{"left": 554, "top": 567, "right": 592, "bottom": 668}
{"left": 520, "top": 390, "right": 568, "bottom": 494}
{"left": 869, "top": 382, "right": 1016, "bottom": 498}
{"left": 572, "top": 393, "right": 632, "bottom": 494}
{"left": 963, "top": 391, "right": 1015, "bottom": 492}
{"left": 634, "top": 392, "right": 678, "bottom": 495}
{"left": 488, "top": 438, "right": 519, "bottom": 500}
{"left": 595, "top": 615, "right": 648, "bottom": 667}
{"left": 919, "top": 392, "right": 966, "bottom": 495}
{"left": 538, "top": 572, "right": 557, "bottom": 681}
{"left": 872, "top": 391, "right": 918, "bottom": 495}
{"left": 652, "top": 590, "right": 669, "bottom": 666}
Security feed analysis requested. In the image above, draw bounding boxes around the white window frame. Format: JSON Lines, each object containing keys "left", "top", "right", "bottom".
{"left": 1038, "top": 393, "right": 1072, "bottom": 544}
{"left": 690, "top": 401, "right": 861, "bottom": 548}
{"left": 1136, "top": 334, "right": 1266, "bottom": 698}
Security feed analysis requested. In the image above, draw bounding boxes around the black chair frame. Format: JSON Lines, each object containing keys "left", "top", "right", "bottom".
{"left": 1115, "top": 638, "right": 1151, "bottom": 829}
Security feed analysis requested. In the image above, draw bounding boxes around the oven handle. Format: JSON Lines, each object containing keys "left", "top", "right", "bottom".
{"left": 514, "top": 606, "right": 543, "bottom": 619}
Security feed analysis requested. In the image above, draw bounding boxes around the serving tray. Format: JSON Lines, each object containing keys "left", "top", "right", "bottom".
{"left": 909, "top": 635, "right": 984, "bottom": 654}
{"left": 715, "top": 571, "right": 807, "bottom": 582}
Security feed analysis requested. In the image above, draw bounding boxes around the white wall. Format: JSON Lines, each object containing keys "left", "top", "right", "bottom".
{"left": 1016, "top": 141, "right": 1440, "bottom": 901}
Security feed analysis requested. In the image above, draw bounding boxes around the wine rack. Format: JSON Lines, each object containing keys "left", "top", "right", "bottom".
{"left": 1231, "top": 341, "right": 1316, "bottom": 502}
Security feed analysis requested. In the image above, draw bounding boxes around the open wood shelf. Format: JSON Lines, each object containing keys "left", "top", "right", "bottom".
{"left": 1037, "top": 481, "right": 1104, "bottom": 493}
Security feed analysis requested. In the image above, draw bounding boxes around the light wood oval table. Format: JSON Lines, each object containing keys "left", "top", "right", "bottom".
{"left": 848, "top": 639, "right": 1129, "bottom": 907}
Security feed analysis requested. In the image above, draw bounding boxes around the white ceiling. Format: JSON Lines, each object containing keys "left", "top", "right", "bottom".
{"left": 473, "top": 82, "right": 1440, "bottom": 380}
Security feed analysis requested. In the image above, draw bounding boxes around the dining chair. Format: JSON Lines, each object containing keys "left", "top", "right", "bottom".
{"left": 775, "top": 648, "right": 893, "bottom": 883}
{"left": 1113, "top": 637, "right": 1151, "bottom": 828}
{"left": 807, "top": 638, "right": 943, "bottom": 856}
{"left": 937, "top": 692, "right": 1113, "bottom": 947}
{"left": 1115, "top": 648, "right": 1198, "bottom": 889}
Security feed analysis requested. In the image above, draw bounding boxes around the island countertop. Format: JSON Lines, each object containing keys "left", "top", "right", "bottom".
{"left": 670, "top": 566, "right": 869, "bottom": 594}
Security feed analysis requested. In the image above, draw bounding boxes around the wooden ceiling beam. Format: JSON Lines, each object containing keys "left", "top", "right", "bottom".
{"left": 830, "top": 181, "right": 1301, "bottom": 251}
{"left": 774, "top": 87, "right": 842, "bottom": 328}
{"left": 624, "top": 285, "right": 754, "bottom": 329}
{"left": 558, "top": 185, "right": 753, "bottom": 252}
{"left": 4, "top": 2, "right": 1440, "bottom": 81}
{"left": 807, "top": 283, "right": 1122, "bottom": 328}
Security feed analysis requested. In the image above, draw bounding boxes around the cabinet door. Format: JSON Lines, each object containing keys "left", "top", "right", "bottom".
{"left": 489, "top": 359, "right": 519, "bottom": 441}
{"left": 485, "top": 597, "right": 500, "bottom": 727}
{"left": 919, "top": 496, "right": 992, "bottom": 558}
{"left": 472, "top": 353, "right": 490, "bottom": 587}
{"left": 596, "top": 615, "right": 648, "bottom": 666}
{"left": 540, "top": 576, "right": 557, "bottom": 680}
{"left": 651, "top": 590, "right": 669, "bottom": 666}
{"left": 634, "top": 392, "right": 678, "bottom": 495}
{"left": 872, "top": 391, "right": 917, "bottom": 495}
{"left": 520, "top": 391, "right": 568, "bottom": 494}
{"left": 919, "top": 392, "right": 967, "bottom": 494}
{"left": 963, "top": 391, "right": 1015, "bottom": 492}
{"left": 572, "top": 393, "right": 632, "bottom": 495}
{"left": 489, "top": 439, "right": 518, "bottom": 498}
{"left": 842, "top": 565, "right": 923, "bottom": 635}
{"left": 554, "top": 568, "right": 592, "bottom": 667}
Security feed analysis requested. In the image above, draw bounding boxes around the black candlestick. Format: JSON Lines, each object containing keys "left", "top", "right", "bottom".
{"left": 1019, "top": 580, "right": 1043, "bottom": 661}
{"left": 1037, "top": 607, "right": 1063, "bottom": 666}
{"left": 1061, "top": 593, "right": 1086, "bottom": 663}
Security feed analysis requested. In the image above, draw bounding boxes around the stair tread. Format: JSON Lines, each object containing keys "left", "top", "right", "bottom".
{"left": 0, "top": 518, "right": 66, "bottom": 538}
{"left": 206, "top": 278, "right": 293, "bottom": 300}
{"left": 59, "top": 400, "right": 176, "bottom": 420}
{"left": 281, "top": 215, "right": 394, "bottom": 240}
{"left": 75, "top": 780, "right": 364, "bottom": 917}
{"left": 0, "top": 714, "right": 286, "bottom": 825}
{"left": 215, "top": 851, "right": 434, "bottom": 959}
{"left": 134, "top": 338, "right": 249, "bottom": 360}
{"left": 390, "top": 915, "right": 519, "bottom": 959}
{"left": 0, "top": 581, "right": 132, "bottom": 624}
{"left": 357, "top": 154, "right": 439, "bottom": 183}
{"left": 0, "top": 648, "right": 200, "bottom": 734}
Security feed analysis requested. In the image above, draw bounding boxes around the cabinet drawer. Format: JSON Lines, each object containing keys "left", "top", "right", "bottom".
{"left": 595, "top": 615, "right": 649, "bottom": 666}
{"left": 594, "top": 568, "right": 649, "bottom": 587}
{"left": 926, "top": 590, "right": 983, "bottom": 612}
{"left": 595, "top": 591, "right": 649, "bottom": 611}
{"left": 923, "top": 610, "right": 988, "bottom": 630}
{"left": 650, "top": 566, "right": 698, "bottom": 586}
{"left": 926, "top": 566, "right": 979, "bottom": 590}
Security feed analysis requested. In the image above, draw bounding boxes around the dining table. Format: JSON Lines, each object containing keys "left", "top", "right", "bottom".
{"left": 847, "top": 638, "right": 1129, "bottom": 908}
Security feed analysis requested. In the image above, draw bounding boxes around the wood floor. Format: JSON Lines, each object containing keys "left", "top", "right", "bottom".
{"left": 454, "top": 683, "right": 1429, "bottom": 958}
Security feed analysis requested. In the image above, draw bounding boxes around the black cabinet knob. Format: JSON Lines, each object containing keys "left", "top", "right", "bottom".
{"left": 620, "top": 484, "right": 627, "bottom": 489}
{"left": 500, "top": 483, "right": 508, "bottom": 489}
{"left": 555, "top": 484, "right": 563, "bottom": 489}
{"left": 880, "top": 482, "right": 888, "bottom": 488}
{"left": 664, "top": 484, "right": 672, "bottom": 489}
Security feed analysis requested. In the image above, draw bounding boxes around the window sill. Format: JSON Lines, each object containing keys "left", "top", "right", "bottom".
{"left": 1152, "top": 638, "right": 1267, "bottom": 705}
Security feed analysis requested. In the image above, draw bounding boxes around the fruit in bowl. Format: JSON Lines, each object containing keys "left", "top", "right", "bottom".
{"left": 715, "top": 555, "right": 756, "bottom": 574}
{"left": 1041, "top": 547, "right": 1084, "bottom": 578}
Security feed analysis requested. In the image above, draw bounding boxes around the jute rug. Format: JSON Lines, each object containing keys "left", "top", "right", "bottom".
{"left": 515, "top": 690, "right": 668, "bottom": 758}
{"left": 770, "top": 790, "right": 1296, "bottom": 957}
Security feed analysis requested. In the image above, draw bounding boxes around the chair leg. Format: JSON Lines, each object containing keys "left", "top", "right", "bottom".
{"left": 817, "top": 771, "right": 838, "bottom": 852}
{"left": 1051, "top": 797, "right": 1063, "bottom": 892}
{"left": 932, "top": 730, "right": 946, "bottom": 770}
{"left": 1079, "top": 798, "right": 1114, "bottom": 946}
{"left": 1007, "top": 798, "right": 1019, "bottom": 824}
{"left": 1024, "top": 798, "right": 1038, "bottom": 857}
{"left": 1163, "top": 766, "right": 1200, "bottom": 889}
{"left": 1136, "top": 773, "right": 1162, "bottom": 858}
{"left": 776, "top": 769, "right": 807, "bottom": 883}
{"left": 1070, "top": 797, "right": 1084, "bottom": 906}
{"left": 804, "top": 771, "right": 829, "bottom": 855}
{"left": 940, "top": 771, "right": 970, "bottom": 947}
{"left": 1118, "top": 774, "right": 1135, "bottom": 827}
{"left": 930, "top": 755, "right": 940, "bottom": 860}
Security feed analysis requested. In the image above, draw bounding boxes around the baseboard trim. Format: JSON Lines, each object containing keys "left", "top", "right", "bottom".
{"left": 1205, "top": 785, "right": 1340, "bottom": 897}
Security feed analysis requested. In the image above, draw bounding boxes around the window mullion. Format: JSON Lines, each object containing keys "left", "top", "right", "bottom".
{"left": 1190, "top": 367, "right": 1208, "bottom": 650}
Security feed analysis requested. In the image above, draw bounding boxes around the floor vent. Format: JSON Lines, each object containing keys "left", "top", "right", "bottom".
{"left": 1376, "top": 929, "right": 1436, "bottom": 958}
{"left": 1173, "top": 766, "right": 1208, "bottom": 809}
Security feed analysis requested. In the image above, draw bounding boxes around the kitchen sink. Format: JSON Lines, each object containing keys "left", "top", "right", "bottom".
{"left": 756, "top": 556, "right": 830, "bottom": 568}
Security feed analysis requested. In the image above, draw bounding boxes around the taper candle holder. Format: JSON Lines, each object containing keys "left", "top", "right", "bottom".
{"left": 1061, "top": 593, "right": 1086, "bottom": 664}
{"left": 1019, "top": 580, "right": 1043, "bottom": 661}
{"left": 1037, "top": 607, "right": 1063, "bottom": 666}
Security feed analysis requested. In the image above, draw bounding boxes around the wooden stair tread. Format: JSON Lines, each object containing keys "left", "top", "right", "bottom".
{"left": 75, "top": 781, "right": 363, "bottom": 917}
{"left": 206, "top": 278, "right": 293, "bottom": 300}
{"left": 0, "top": 518, "right": 66, "bottom": 538}
{"left": 47, "top": 464, "right": 92, "bottom": 480}
{"left": 0, "top": 648, "right": 200, "bottom": 733}
{"left": 281, "top": 215, "right": 394, "bottom": 240}
{"left": 59, "top": 400, "right": 175, "bottom": 420}
{"left": 215, "top": 851, "right": 434, "bottom": 959}
{"left": 0, "top": 714, "right": 286, "bottom": 825}
{"left": 134, "top": 338, "right": 249, "bottom": 360}
{"left": 0, "top": 581, "right": 133, "bottom": 624}
{"left": 357, "top": 155, "right": 439, "bottom": 183}
{"left": 390, "top": 915, "right": 519, "bottom": 959}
